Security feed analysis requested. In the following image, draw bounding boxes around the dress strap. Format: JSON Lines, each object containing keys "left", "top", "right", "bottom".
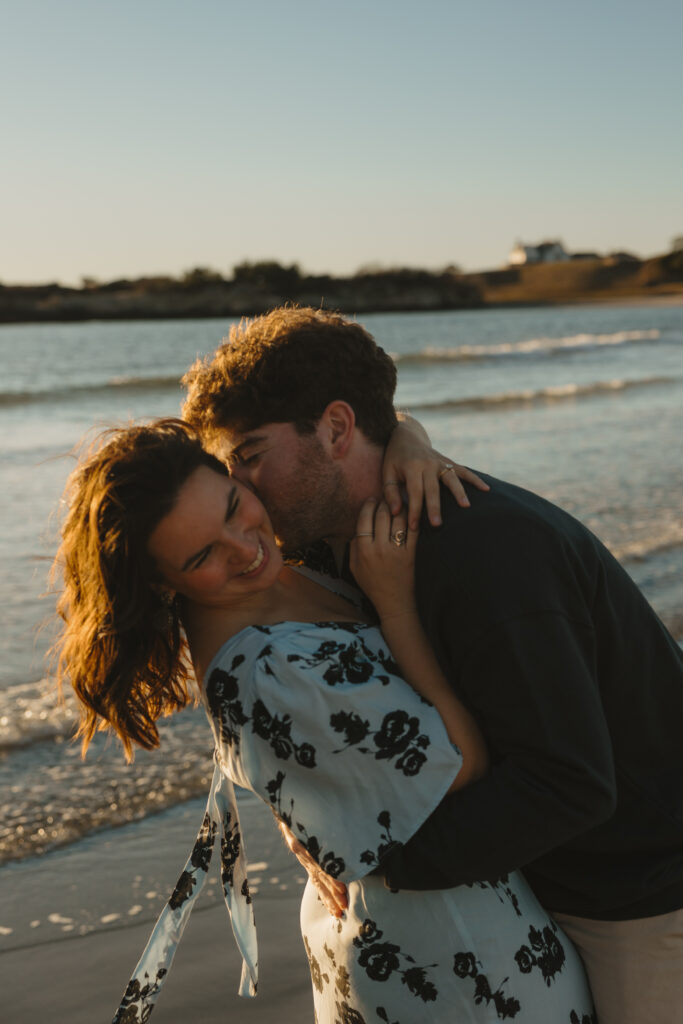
{"left": 112, "top": 762, "right": 258, "bottom": 1023}
{"left": 290, "top": 563, "right": 365, "bottom": 610}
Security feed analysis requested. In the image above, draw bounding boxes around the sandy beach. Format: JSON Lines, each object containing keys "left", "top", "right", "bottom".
{"left": 2, "top": 795, "right": 314, "bottom": 1023}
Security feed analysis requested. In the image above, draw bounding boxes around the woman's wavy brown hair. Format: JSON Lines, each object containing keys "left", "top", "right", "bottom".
{"left": 51, "top": 418, "right": 229, "bottom": 761}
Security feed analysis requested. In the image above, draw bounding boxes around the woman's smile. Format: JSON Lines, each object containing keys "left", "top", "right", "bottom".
{"left": 239, "top": 541, "right": 266, "bottom": 577}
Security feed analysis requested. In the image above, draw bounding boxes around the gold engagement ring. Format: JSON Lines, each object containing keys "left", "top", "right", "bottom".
{"left": 438, "top": 464, "right": 456, "bottom": 479}
{"left": 392, "top": 530, "right": 407, "bottom": 547}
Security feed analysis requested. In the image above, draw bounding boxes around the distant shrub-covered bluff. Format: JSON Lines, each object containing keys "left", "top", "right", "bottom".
{"left": 1, "top": 252, "right": 682, "bottom": 323}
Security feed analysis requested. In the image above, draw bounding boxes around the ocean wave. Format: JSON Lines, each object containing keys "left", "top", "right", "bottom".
{"left": 0, "top": 374, "right": 182, "bottom": 408}
{"left": 613, "top": 525, "right": 683, "bottom": 565}
{"left": 0, "top": 703, "right": 213, "bottom": 866}
{"left": 0, "top": 679, "right": 78, "bottom": 754}
{"left": 393, "top": 328, "right": 662, "bottom": 364}
{"left": 408, "top": 376, "right": 673, "bottom": 413}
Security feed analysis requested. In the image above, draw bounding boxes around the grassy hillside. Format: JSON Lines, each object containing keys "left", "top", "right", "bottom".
{"left": 468, "top": 250, "right": 683, "bottom": 305}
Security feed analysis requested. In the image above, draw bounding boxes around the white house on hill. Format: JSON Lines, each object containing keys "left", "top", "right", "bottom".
{"left": 509, "top": 240, "right": 569, "bottom": 265}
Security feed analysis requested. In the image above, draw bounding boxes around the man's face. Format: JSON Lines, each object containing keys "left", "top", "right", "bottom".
{"left": 212, "top": 421, "right": 352, "bottom": 553}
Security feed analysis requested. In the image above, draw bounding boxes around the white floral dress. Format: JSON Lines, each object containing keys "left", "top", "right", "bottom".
{"left": 113, "top": 584, "right": 595, "bottom": 1023}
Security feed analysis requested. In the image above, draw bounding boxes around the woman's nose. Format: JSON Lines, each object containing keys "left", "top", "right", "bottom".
{"left": 222, "top": 526, "right": 257, "bottom": 564}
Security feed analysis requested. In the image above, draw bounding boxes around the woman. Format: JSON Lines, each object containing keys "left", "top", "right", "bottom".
{"left": 53, "top": 419, "right": 595, "bottom": 1024}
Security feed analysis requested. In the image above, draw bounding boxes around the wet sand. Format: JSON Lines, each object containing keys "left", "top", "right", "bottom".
{"left": 1, "top": 795, "right": 313, "bottom": 1023}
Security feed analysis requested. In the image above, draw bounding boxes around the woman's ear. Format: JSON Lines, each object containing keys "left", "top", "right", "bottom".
{"left": 151, "top": 584, "right": 176, "bottom": 606}
{"left": 318, "top": 401, "right": 356, "bottom": 459}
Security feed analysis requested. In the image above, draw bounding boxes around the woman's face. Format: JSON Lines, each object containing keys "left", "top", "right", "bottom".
{"left": 147, "top": 466, "right": 283, "bottom": 606}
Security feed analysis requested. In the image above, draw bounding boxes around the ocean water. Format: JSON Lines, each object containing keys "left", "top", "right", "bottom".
{"left": 1, "top": 303, "right": 682, "bottom": 875}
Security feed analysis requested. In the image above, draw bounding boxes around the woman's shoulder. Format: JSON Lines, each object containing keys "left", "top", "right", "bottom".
{"left": 206, "top": 620, "right": 382, "bottom": 676}
{"left": 203, "top": 620, "right": 396, "bottom": 717}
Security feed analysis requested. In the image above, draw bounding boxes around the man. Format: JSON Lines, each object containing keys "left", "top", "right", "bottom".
{"left": 182, "top": 306, "right": 683, "bottom": 1024}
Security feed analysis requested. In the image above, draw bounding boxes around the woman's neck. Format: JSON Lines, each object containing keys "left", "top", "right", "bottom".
{"left": 182, "top": 566, "right": 366, "bottom": 684}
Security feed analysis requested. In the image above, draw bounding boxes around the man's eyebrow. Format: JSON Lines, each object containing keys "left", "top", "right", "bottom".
{"left": 230, "top": 435, "right": 265, "bottom": 459}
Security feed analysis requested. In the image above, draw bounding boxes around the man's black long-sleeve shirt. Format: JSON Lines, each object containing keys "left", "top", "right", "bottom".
{"left": 380, "top": 474, "right": 683, "bottom": 920}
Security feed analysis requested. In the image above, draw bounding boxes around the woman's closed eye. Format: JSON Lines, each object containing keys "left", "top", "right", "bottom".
{"left": 184, "top": 487, "right": 239, "bottom": 573}
{"left": 192, "top": 546, "right": 212, "bottom": 570}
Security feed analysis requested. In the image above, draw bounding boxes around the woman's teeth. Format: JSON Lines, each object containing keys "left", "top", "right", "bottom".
{"left": 240, "top": 543, "right": 264, "bottom": 575}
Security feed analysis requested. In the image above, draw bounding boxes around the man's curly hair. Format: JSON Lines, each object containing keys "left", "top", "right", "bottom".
{"left": 181, "top": 307, "right": 398, "bottom": 449}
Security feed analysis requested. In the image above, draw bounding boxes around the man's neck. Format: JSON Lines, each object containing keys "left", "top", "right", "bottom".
{"left": 324, "top": 441, "right": 385, "bottom": 562}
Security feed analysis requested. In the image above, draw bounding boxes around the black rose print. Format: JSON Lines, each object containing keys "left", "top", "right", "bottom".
{"left": 250, "top": 699, "right": 317, "bottom": 767}
{"left": 220, "top": 812, "right": 242, "bottom": 891}
{"left": 168, "top": 813, "right": 216, "bottom": 910}
{"left": 288, "top": 637, "right": 375, "bottom": 686}
{"left": 331, "top": 708, "right": 431, "bottom": 777}
{"left": 453, "top": 952, "right": 478, "bottom": 978}
{"left": 240, "top": 877, "right": 252, "bottom": 905}
{"left": 452, "top": 952, "right": 521, "bottom": 1018}
{"left": 360, "top": 811, "right": 401, "bottom": 869}
{"left": 304, "top": 935, "right": 330, "bottom": 994}
{"left": 295, "top": 742, "right": 317, "bottom": 768}
{"left": 168, "top": 870, "right": 196, "bottom": 911}
{"left": 334, "top": 1001, "right": 367, "bottom": 1024}
{"left": 205, "top": 656, "right": 248, "bottom": 751}
{"left": 376, "top": 1009, "right": 399, "bottom": 1024}
{"left": 514, "top": 923, "right": 566, "bottom": 986}
{"left": 251, "top": 698, "right": 273, "bottom": 740}
{"left": 190, "top": 813, "right": 216, "bottom": 873}
{"left": 357, "top": 940, "right": 401, "bottom": 982}
{"left": 395, "top": 747, "right": 427, "bottom": 776}
{"left": 353, "top": 919, "right": 438, "bottom": 1001}
{"left": 329, "top": 710, "right": 371, "bottom": 749}
{"left": 287, "top": 628, "right": 395, "bottom": 687}
{"left": 324, "top": 642, "right": 375, "bottom": 686}
{"left": 113, "top": 965, "right": 168, "bottom": 1023}
{"left": 403, "top": 966, "right": 438, "bottom": 1002}
{"left": 375, "top": 710, "right": 420, "bottom": 756}
{"left": 467, "top": 875, "right": 522, "bottom": 917}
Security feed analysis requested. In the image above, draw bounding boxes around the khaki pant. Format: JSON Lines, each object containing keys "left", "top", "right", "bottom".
{"left": 554, "top": 908, "right": 683, "bottom": 1024}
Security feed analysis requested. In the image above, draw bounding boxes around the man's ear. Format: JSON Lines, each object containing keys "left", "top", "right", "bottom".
{"left": 317, "top": 401, "right": 356, "bottom": 459}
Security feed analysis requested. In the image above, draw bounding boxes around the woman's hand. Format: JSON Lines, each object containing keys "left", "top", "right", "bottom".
{"left": 350, "top": 499, "right": 418, "bottom": 622}
{"left": 384, "top": 417, "right": 489, "bottom": 530}
{"left": 278, "top": 820, "right": 348, "bottom": 918}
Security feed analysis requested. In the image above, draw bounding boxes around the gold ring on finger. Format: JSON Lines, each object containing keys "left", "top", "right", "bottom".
{"left": 438, "top": 465, "right": 456, "bottom": 479}
{"left": 391, "top": 529, "right": 407, "bottom": 546}
{"left": 355, "top": 532, "right": 374, "bottom": 538}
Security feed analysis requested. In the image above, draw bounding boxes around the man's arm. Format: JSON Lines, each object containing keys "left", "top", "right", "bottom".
{"left": 380, "top": 605, "right": 618, "bottom": 890}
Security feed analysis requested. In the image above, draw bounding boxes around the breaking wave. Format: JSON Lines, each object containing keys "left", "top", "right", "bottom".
{"left": 0, "top": 374, "right": 182, "bottom": 408}
{"left": 408, "top": 376, "right": 673, "bottom": 413}
{"left": 394, "top": 329, "right": 662, "bottom": 364}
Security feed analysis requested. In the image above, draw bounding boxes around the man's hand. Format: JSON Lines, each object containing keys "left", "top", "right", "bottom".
{"left": 279, "top": 821, "right": 348, "bottom": 918}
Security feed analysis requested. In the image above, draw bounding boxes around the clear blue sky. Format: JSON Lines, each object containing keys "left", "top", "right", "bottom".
{"left": 2, "top": 0, "right": 682, "bottom": 284}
